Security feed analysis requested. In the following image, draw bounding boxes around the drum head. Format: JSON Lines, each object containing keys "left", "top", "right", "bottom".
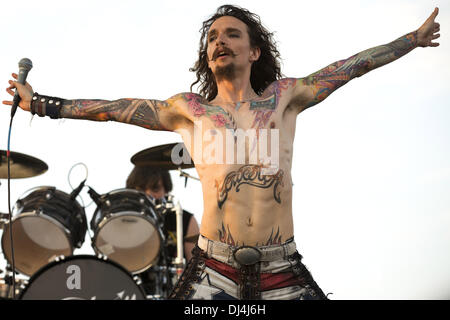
{"left": 19, "top": 255, "right": 146, "bottom": 300}
{"left": 2, "top": 214, "right": 72, "bottom": 276}
{"left": 94, "top": 213, "right": 162, "bottom": 274}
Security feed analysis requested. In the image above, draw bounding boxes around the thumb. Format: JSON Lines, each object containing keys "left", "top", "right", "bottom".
{"left": 429, "top": 7, "right": 439, "bottom": 20}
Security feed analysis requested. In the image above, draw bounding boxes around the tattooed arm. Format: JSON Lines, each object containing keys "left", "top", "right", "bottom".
{"left": 292, "top": 8, "right": 440, "bottom": 112}
{"left": 3, "top": 76, "right": 190, "bottom": 131}
{"left": 59, "top": 98, "right": 183, "bottom": 131}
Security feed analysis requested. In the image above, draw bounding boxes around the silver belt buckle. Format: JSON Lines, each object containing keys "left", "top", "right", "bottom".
{"left": 233, "top": 246, "right": 262, "bottom": 266}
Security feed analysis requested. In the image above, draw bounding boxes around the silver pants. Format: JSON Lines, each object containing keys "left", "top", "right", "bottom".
{"left": 169, "top": 235, "right": 328, "bottom": 300}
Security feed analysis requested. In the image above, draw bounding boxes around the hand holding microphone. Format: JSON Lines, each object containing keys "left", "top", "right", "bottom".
{"left": 2, "top": 58, "right": 34, "bottom": 116}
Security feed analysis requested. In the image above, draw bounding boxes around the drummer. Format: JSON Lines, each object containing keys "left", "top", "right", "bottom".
{"left": 126, "top": 165, "right": 199, "bottom": 262}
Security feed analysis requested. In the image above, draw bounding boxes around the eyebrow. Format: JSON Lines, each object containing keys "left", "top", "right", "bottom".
{"left": 208, "top": 27, "right": 243, "bottom": 38}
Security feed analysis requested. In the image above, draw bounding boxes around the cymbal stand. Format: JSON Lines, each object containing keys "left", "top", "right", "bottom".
{"left": 172, "top": 201, "right": 185, "bottom": 280}
{"left": 3, "top": 265, "right": 20, "bottom": 299}
{"left": 177, "top": 168, "right": 199, "bottom": 188}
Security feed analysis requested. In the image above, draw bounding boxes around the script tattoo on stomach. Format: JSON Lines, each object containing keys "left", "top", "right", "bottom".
{"left": 216, "top": 165, "right": 284, "bottom": 209}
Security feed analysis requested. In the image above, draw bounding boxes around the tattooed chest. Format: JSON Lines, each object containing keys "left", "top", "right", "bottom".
{"left": 181, "top": 93, "right": 284, "bottom": 131}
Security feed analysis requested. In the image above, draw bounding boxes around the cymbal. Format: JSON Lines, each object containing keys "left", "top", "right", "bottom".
{"left": 0, "top": 150, "right": 48, "bottom": 179}
{"left": 131, "top": 143, "right": 194, "bottom": 170}
{"left": 184, "top": 234, "right": 199, "bottom": 243}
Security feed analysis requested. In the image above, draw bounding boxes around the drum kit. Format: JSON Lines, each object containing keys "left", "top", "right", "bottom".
{"left": 0, "top": 143, "right": 198, "bottom": 300}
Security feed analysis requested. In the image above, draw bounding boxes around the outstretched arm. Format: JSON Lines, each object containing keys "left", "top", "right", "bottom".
{"left": 59, "top": 98, "right": 174, "bottom": 131}
{"left": 292, "top": 8, "right": 440, "bottom": 111}
{"left": 3, "top": 74, "right": 188, "bottom": 131}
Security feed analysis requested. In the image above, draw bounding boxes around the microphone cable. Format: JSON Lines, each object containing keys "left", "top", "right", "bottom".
{"left": 6, "top": 115, "right": 17, "bottom": 299}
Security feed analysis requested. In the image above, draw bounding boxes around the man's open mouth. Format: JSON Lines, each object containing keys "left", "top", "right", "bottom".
{"left": 213, "top": 48, "right": 234, "bottom": 61}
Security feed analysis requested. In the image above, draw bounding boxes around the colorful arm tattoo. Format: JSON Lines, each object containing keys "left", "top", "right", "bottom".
{"left": 301, "top": 31, "right": 418, "bottom": 108}
{"left": 59, "top": 98, "right": 170, "bottom": 130}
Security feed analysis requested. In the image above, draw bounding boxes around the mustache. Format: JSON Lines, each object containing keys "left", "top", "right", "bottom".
{"left": 210, "top": 47, "right": 237, "bottom": 61}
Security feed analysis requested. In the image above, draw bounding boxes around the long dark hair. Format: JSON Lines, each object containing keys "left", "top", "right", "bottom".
{"left": 126, "top": 166, "right": 173, "bottom": 193}
{"left": 190, "top": 5, "right": 283, "bottom": 101}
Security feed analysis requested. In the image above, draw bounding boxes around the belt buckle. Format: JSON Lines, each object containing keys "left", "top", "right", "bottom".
{"left": 233, "top": 246, "right": 262, "bottom": 266}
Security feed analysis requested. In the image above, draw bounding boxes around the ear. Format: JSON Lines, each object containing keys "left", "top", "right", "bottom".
{"left": 250, "top": 47, "right": 261, "bottom": 62}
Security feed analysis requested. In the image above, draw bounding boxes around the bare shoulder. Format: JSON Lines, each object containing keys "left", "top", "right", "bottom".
{"left": 167, "top": 92, "right": 210, "bottom": 106}
{"left": 164, "top": 92, "right": 213, "bottom": 128}
{"left": 255, "top": 78, "right": 304, "bottom": 114}
{"left": 259, "top": 78, "right": 298, "bottom": 100}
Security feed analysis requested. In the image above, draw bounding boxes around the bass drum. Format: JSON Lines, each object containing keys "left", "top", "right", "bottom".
{"left": 1, "top": 186, "right": 87, "bottom": 276}
{"left": 19, "top": 255, "right": 146, "bottom": 300}
{"left": 90, "top": 188, "right": 164, "bottom": 274}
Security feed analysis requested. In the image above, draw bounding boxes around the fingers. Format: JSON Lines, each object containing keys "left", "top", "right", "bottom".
{"left": 6, "top": 80, "right": 17, "bottom": 96}
{"left": 6, "top": 87, "right": 15, "bottom": 96}
{"left": 2, "top": 100, "right": 13, "bottom": 106}
{"left": 432, "top": 34, "right": 440, "bottom": 40}
{"left": 435, "top": 23, "right": 440, "bottom": 33}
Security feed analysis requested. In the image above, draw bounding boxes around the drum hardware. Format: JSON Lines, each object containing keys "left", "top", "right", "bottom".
{"left": 131, "top": 142, "right": 195, "bottom": 170}
{"left": 66, "top": 184, "right": 180, "bottom": 299}
{"left": 18, "top": 255, "right": 146, "bottom": 300}
{"left": 0, "top": 150, "right": 48, "bottom": 179}
{"left": 1, "top": 186, "right": 88, "bottom": 276}
{"left": 0, "top": 213, "right": 9, "bottom": 229}
{"left": 0, "top": 143, "right": 202, "bottom": 299}
{"left": 51, "top": 255, "right": 67, "bottom": 263}
{"left": 129, "top": 142, "right": 200, "bottom": 282}
{"left": 88, "top": 187, "right": 166, "bottom": 275}
{"left": 0, "top": 265, "right": 27, "bottom": 299}
{"left": 172, "top": 201, "right": 186, "bottom": 280}
{"left": 177, "top": 167, "right": 200, "bottom": 187}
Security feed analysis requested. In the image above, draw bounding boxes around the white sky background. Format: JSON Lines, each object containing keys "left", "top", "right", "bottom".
{"left": 0, "top": 0, "right": 449, "bottom": 299}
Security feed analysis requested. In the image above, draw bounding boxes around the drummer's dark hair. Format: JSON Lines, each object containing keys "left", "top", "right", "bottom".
{"left": 190, "top": 4, "right": 282, "bottom": 101}
{"left": 126, "top": 166, "right": 173, "bottom": 193}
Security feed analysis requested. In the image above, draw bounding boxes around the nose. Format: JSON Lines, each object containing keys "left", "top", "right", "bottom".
{"left": 215, "top": 33, "right": 226, "bottom": 46}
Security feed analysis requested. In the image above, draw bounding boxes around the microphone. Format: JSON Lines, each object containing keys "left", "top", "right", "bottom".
{"left": 11, "top": 58, "right": 33, "bottom": 117}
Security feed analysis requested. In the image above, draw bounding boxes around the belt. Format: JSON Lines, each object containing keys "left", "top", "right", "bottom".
{"left": 198, "top": 234, "right": 297, "bottom": 266}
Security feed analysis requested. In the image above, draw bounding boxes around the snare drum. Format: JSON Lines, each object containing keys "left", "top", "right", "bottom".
{"left": 90, "top": 189, "right": 164, "bottom": 274}
{"left": 19, "top": 255, "right": 146, "bottom": 300}
{"left": 1, "top": 186, "right": 87, "bottom": 276}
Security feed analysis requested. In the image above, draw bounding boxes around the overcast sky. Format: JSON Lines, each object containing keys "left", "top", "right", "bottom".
{"left": 1, "top": 0, "right": 449, "bottom": 299}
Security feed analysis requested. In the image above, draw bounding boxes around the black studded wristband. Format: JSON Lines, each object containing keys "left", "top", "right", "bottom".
{"left": 31, "top": 92, "right": 64, "bottom": 119}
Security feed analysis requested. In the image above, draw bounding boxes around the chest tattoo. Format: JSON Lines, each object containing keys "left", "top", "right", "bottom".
{"left": 183, "top": 93, "right": 237, "bottom": 130}
{"left": 216, "top": 165, "right": 284, "bottom": 209}
{"left": 249, "top": 95, "right": 276, "bottom": 111}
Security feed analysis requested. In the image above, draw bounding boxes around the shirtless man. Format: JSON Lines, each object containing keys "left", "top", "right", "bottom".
{"left": 3, "top": 5, "right": 440, "bottom": 300}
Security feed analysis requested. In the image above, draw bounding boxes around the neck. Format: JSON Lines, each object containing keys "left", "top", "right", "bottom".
{"left": 212, "top": 73, "right": 257, "bottom": 105}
